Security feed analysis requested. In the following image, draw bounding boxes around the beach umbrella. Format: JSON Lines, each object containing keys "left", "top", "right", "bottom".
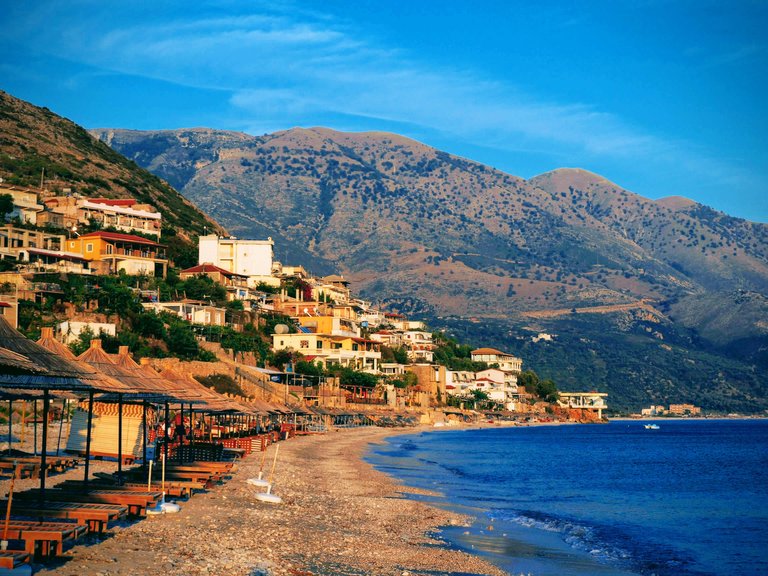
{"left": 0, "top": 318, "right": 131, "bottom": 505}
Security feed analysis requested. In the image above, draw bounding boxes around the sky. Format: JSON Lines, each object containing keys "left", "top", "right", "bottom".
{"left": 1, "top": 0, "right": 766, "bottom": 222}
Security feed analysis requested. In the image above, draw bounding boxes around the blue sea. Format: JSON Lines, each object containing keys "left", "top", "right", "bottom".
{"left": 367, "top": 419, "right": 768, "bottom": 576}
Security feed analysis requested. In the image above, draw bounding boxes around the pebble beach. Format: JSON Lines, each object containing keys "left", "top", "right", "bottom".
{"left": 8, "top": 427, "right": 506, "bottom": 576}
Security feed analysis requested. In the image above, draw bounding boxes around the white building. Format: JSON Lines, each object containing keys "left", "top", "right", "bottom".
{"left": 59, "top": 320, "right": 117, "bottom": 344}
{"left": 142, "top": 301, "right": 227, "bottom": 326}
{"left": 471, "top": 347, "right": 523, "bottom": 373}
{"left": 198, "top": 235, "right": 277, "bottom": 288}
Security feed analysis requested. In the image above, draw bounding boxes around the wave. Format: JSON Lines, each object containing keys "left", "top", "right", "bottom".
{"left": 496, "top": 509, "right": 700, "bottom": 576}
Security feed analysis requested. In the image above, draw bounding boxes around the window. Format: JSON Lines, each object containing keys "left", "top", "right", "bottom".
{"left": 106, "top": 244, "right": 113, "bottom": 254}
{"left": 86, "top": 243, "right": 93, "bottom": 253}
{"left": 317, "top": 341, "right": 323, "bottom": 349}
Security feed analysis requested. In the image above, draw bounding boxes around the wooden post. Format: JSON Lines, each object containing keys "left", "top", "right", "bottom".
{"left": 39, "top": 390, "right": 50, "bottom": 507}
{"left": 117, "top": 393, "right": 123, "bottom": 485}
{"left": 84, "top": 391, "right": 94, "bottom": 487}
{"left": 6, "top": 400, "right": 12, "bottom": 454}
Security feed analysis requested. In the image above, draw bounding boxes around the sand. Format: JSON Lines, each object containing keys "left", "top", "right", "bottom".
{"left": 8, "top": 427, "right": 507, "bottom": 576}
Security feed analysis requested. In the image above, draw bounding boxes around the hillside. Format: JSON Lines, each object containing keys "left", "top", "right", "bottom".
{"left": 0, "top": 91, "right": 224, "bottom": 241}
{"left": 93, "top": 126, "right": 768, "bottom": 413}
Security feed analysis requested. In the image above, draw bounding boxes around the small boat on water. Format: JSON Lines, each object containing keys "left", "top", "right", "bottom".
{"left": 644, "top": 423, "right": 660, "bottom": 430}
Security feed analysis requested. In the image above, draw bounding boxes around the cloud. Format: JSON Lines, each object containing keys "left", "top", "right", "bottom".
{"left": 5, "top": 1, "right": 758, "bottom": 202}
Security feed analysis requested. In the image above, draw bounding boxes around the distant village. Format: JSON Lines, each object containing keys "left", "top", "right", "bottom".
{"left": 0, "top": 181, "right": 609, "bottom": 423}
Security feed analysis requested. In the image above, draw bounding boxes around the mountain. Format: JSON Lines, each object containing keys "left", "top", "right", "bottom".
{"left": 0, "top": 91, "right": 224, "bottom": 241}
{"left": 93, "top": 126, "right": 768, "bottom": 413}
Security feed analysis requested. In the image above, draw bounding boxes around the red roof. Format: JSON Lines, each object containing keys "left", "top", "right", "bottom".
{"left": 471, "top": 347, "right": 509, "bottom": 356}
{"left": 181, "top": 263, "right": 246, "bottom": 278}
{"left": 88, "top": 198, "right": 137, "bottom": 207}
{"left": 79, "top": 231, "right": 162, "bottom": 246}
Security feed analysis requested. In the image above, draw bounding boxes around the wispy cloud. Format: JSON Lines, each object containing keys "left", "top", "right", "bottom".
{"left": 4, "top": 1, "right": 758, "bottom": 200}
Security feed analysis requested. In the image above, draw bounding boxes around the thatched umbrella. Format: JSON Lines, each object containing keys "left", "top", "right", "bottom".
{"left": 159, "top": 365, "right": 260, "bottom": 448}
{"left": 113, "top": 349, "right": 206, "bottom": 463}
{"left": 78, "top": 340, "right": 180, "bottom": 482}
{"left": 0, "top": 317, "right": 129, "bottom": 503}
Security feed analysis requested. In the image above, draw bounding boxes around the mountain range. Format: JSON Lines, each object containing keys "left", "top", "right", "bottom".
{"left": 2, "top": 91, "right": 766, "bottom": 412}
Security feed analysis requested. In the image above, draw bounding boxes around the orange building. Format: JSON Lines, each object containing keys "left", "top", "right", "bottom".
{"left": 65, "top": 231, "right": 168, "bottom": 277}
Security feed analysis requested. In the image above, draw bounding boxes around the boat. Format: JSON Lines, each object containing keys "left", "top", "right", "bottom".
{"left": 644, "top": 423, "right": 660, "bottom": 430}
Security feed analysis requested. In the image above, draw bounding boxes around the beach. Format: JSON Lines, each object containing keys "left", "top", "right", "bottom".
{"left": 16, "top": 427, "right": 505, "bottom": 576}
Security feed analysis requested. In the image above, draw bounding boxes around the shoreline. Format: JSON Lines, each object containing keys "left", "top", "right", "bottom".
{"left": 28, "top": 426, "right": 506, "bottom": 576}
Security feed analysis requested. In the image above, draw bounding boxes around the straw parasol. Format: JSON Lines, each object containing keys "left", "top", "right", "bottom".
{"left": 0, "top": 318, "right": 140, "bottom": 502}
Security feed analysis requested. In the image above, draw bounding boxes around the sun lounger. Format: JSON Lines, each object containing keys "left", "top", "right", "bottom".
{"left": 13, "top": 488, "right": 162, "bottom": 517}
{"left": 0, "top": 500, "right": 128, "bottom": 533}
{"left": 57, "top": 479, "right": 193, "bottom": 499}
{"left": 0, "top": 550, "right": 30, "bottom": 570}
{"left": 1, "top": 520, "right": 87, "bottom": 557}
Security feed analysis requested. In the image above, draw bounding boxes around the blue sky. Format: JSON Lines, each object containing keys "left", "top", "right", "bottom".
{"left": 1, "top": 0, "right": 765, "bottom": 222}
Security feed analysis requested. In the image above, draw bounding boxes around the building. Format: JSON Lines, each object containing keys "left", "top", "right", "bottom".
{"left": 78, "top": 198, "right": 162, "bottom": 238}
{"left": 58, "top": 320, "right": 117, "bottom": 344}
{"left": 313, "top": 275, "right": 351, "bottom": 304}
{"left": 197, "top": 235, "right": 277, "bottom": 287}
{"left": 179, "top": 263, "right": 251, "bottom": 301}
{"left": 402, "top": 330, "right": 435, "bottom": 362}
{"left": 471, "top": 347, "right": 523, "bottom": 372}
{"left": 0, "top": 184, "right": 44, "bottom": 225}
{"left": 557, "top": 392, "right": 608, "bottom": 419}
{"left": 65, "top": 231, "right": 168, "bottom": 277}
{"left": 668, "top": 403, "right": 701, "bottom": 416}
{"left": 271, "top": 331, "right": 381, "bottom": 372}
{"left": 143, "top": 300, "right": 227, "bottom": 326}
{"left": 640, "top": 405, "right": 666, "bottom": 417}
{"left": 404, "top": 364, "right": 447, "bottom": 402}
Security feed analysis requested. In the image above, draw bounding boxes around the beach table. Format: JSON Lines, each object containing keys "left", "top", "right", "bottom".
{"left": 13, "top": 488, "right": 163, "bottom": 517}
{"left": 0, "top": 500, "right": 128, "bottom": 533}
{"left": 1, "top": 520, "right": 87, "bottom": 557}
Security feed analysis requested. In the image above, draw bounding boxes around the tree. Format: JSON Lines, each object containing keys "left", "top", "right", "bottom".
{"left": 167, "top": 324, "right": 200, "bottom": 360}
{"left": 195, "top": 374, "right": 245, "bottom": 396}
{"left": 535, "top": 379, "right": 559, "bottom": 403}
{"left": 295, "top": 360, "right": 324, "bottom": 379}
{"left": 336, "top": 367, "right": 379, "bottom": 389}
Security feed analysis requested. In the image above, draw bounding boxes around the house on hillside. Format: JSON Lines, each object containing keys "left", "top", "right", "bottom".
{"left": 65, "top": 231, "right": 168, "bottom": 277}
{"left": 78, "top": 198, "right": 162, "bottom": 237}
{"left": 271, "top": 330, "right": 381, "bottom": 372}
{"left": 471, "top": 347, "right": 523, "bottom": 372}
{"left": 198, "top": 234, "right": 278, "bottom": 288}
{"left": 314, "top": 275, "right": 351, "bottom": 303}
{"left": 143, "top": 300, "right": 227, "bottom": 326}
{"left": 180, "top": 263, "right": 250, "bottom": 300}
{"left": 402, "top": 330, "right": 435, "bottom": 362}
{"left": 0, "top": 184, "right": 44, "bottom": 224}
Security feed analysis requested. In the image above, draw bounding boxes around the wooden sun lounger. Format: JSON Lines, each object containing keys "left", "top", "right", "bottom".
{"left": 0, "top": 456, "right": 79, "bottom": 478}
{"left": 1, "top": 520, "right": 87, "bottom": 557}
{"left": 58, "top": 479, "right": 193, "bottom": 499}
{"left": 0, "top": 550, "right": 31, "bottom": 570}
{"left": 120, "top": 467, "right": 218, "bottom": 487}
{"left": 14, "top": 488, "right": 163, "bottom": 517}
{"left": 0, "top": 460, "right": 38, "bottom": 479}
{"left": 0, "top": 500, "right": 128, "bottom": 533}
{"left": 166, "top": 461, "right": 235, "bottom": 473}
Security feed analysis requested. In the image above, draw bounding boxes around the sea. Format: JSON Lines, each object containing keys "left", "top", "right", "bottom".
{"left": 367, "top": 419, "right": 768, "bottom": 576}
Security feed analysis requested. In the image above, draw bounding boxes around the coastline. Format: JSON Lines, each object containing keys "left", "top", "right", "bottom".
{"left": 31, "top": 426, "right": 506, "bottom": 576}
